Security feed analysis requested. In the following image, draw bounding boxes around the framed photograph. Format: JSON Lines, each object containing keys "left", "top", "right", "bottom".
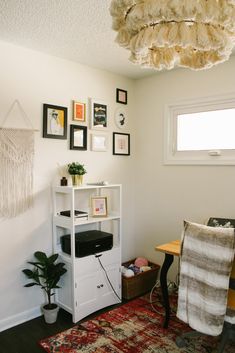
{"left": 91, "top": 133, "right": 108, "bottom": 152}
{"left": 91, "top": 196, "right": 108, "bottom": 217}
{"left": 70, "top": 125, "right": 87, "bottom": 150}
{"left": 115, "top": 107, "right": 128, "bottom": 129}
{"left": 116, "top": 88, "right": 128, "bottom": 105}
{"left": 91, "top": 99, "right": 108, "bottom": 129}
{"left": 73, "top": 101, "right": 86, "bottom": 122}
{"left": 43, "top": 104, "right": 67, "bottom": 139}
{"left": 113, "top": 132, "right": 130, "bottom": 156}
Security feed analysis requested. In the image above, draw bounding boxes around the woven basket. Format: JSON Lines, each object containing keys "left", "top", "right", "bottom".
{"left": 122, "top": 259, "right": 160, "bottom": 300}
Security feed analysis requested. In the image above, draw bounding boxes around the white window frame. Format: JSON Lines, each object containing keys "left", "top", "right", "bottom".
{"left": 164, "top": 93, "right": 235, "bottom": 165}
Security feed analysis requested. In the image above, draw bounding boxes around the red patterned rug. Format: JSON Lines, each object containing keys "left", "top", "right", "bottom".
{"left": 39, "top": 291, "right": 234, "bottom": 352}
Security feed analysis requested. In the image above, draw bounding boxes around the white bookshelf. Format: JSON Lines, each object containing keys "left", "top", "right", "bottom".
{"left": 52, "top": 184, "right": 122, "bottom": 322}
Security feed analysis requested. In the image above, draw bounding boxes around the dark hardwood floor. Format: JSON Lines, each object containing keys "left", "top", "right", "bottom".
{"left": 0, "top": 309, "right": 73, "bottom": 353}
{"left": 0, "top": 303, "right": 122, "bottom": 353}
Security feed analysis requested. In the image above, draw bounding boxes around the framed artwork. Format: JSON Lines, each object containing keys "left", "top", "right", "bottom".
{"left": 70, "top": 125, "right": 87, "bottom": 150}
{"left": 43, "top": 104, "right": 67, "bottom": 139}
{"left": 91, "top": 196, "right": 108, "bottom": 217}
{"left": 207, "top": 217, "right": 235, "bottom": 228}
{"left": 113, "top": 132, "right": 130, "bottom": 156}
{"left": 91, "top": 133, "right": 108, "bottom": 152}
{"left": 91, "top": 99, "right": 108, "bottom": 129}
{"left": 115, "top": 107, "right": 128, "bottom": 129}
{"left": 116, "top": 88, "right": 128, "bottom": 105}
{"left": 73, "top": 101, "right": 86, "bottom": 122}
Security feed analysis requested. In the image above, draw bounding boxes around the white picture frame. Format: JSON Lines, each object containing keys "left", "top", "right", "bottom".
{"left": 115, "top": 107, "right": 128, "bottom": 129}
{"left": 90, "top": 99, "right": 108, "bottom": 130}
{"left": 91, "top": 133, "right": 108, "bottom": 152}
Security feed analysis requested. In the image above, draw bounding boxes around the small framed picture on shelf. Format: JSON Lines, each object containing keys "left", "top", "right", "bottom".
{"left": 91, "top": 196, "right": 108, "bottom": 217}
{"left": 113, "top": 132, "right": 130, "bottom": 156}
{"left": 116, "top": 88, "right": 127, "bottom": 105}
{"left": 73, "top": 101, "right": 86, "bottom": 122}
{"left": 91, "top": 133, "right": 108, "bottom": 152}
{"left": 91, "top": 99, "right": 108, "bottom": 130}
{"left": 43, "top": 103, "right": 67, "bottom": 139}
{"left": 70, "top": 124, "right": 87, "bottom": 150}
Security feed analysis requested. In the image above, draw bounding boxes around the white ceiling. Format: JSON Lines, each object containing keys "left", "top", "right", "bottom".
{"left": 0, "top": 0, "right": 156, "bottom": 79}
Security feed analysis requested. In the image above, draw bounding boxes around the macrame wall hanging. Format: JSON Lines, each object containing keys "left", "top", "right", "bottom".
{"left": 0, "top": 100, "right": 36, "bottom": 218}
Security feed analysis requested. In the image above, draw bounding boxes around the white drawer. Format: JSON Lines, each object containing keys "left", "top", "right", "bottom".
{"left": 75, "top": 247, "right": 120, "bottom": 276}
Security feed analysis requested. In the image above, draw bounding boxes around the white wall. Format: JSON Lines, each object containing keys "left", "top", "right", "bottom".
{"left": 134, "top": 56, "right": 235, "bottom": 281}
{"left": 1, "top": 38, "right": 235, "bottom": 331}
{"left": 0, "top": 40, "right": 136, "bottom": 331}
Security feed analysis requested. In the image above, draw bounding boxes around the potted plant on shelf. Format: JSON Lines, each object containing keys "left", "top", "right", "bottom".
{"left": 68, "top": 162, "right": 87, "bottom": 186}
{"left": 22, "top": 251, "right": 67, "bottom": 324}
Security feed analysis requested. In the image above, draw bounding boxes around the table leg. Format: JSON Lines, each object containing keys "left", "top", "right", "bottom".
{"left": 160, "top": 253, "right": 174, "bottom": 328}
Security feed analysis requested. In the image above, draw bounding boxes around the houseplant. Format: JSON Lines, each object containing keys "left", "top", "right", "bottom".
{"left": 68, "top": 162, "right": 87, "bottom": 186}
{"left": 22, "top": 251, "right": 67, "bottom": 324}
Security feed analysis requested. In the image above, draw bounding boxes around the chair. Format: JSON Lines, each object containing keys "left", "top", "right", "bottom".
{"left": 176, "top": 218, "right": 235, "bottom": 353}
{"left": 217, "top": 257, "right": 235, "bottom": 352}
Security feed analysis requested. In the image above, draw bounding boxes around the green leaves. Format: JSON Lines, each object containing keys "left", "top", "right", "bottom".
{"left": 22, "top": 251, "right": 67, "bottom": 306}
{"left": 68, "top": 162, "right": 87, "bottom": 175}
{"left": 22, "top": 269, "right": 34, "bottom": 277}
{"left": 34, "top": 251, "right": 48, "bottom": 263}
{"left": 24, "top": 283, "right": 40, "bottom": 287}
{"left": 49, "top": 254, "right": 59, "bottom": 263}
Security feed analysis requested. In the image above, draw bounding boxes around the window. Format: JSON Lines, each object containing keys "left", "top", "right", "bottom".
{"left": 164, "top": 94, "right": 235, "bottom": 165}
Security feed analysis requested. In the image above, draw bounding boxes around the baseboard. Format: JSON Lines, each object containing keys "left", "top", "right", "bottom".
{"left": 0, "top": 306, "right": 42, "bottom": 332}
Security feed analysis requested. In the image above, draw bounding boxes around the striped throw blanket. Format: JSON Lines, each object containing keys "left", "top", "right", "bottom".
{"left": 176, "top": 221, "right": 235, "bottom": 336}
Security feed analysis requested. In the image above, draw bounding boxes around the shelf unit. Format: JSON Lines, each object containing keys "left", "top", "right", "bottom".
{"left": 52, "top": 184, "right": 122, "bottom": 323}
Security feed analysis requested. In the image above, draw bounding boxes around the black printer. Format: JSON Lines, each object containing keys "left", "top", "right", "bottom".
{"left": 61, "top": 230, "right": 113, "bottom": 257}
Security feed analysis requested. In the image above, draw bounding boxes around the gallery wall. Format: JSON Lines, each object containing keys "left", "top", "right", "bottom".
{"left": 0, "top": 40, "right": 136, "bottom": 331}
{"left": 133, "top": 55, "right": 235, "bottom": 281}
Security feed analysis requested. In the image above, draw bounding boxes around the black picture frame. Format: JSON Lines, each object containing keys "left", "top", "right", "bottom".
{"left": 70, "top": 124, "right": 87, "bottom": 150}
{"left": 43, "top": 103, "right": 67, "bottom": 139}
{"left": 113, "top": 132, "right": 130, "bottom": 156}
{"left": 207, "top": 217, "right": 235, "bottom": 228}
{"left": 116, "top": 88, "right": 128, "bottom": 105}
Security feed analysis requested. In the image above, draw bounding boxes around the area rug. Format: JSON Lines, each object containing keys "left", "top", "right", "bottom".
{"left": 39, "top": 290, "right": 234, "bottom": 352}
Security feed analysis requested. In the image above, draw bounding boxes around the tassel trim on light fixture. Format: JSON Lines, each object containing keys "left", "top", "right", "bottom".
{"left": 110, "top": 0, "right": 235, "bottom": 70}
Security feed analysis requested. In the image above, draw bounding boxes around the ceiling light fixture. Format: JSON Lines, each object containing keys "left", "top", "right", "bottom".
{"left": 110, "top": 0, "right": 235, "bottom": 71}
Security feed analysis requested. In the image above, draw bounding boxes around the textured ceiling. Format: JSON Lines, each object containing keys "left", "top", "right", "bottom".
{"left": 0, "top": 0, "right": 156, "bottom": 79}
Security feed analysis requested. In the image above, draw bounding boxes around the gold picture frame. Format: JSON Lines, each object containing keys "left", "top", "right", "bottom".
{"left": 73, "top": 101, "right": 86, "bottom": 122}
{"left": 91, "top": 196, "right": 108, "bottom": 217}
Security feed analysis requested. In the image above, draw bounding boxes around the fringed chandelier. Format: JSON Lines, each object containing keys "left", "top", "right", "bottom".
{"left": 110, "top": 0, "right": 235, "bottom": 71}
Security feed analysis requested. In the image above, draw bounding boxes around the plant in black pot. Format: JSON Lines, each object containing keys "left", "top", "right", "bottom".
{"left": 22, "top": 251, "right": 67, "bottom": 324}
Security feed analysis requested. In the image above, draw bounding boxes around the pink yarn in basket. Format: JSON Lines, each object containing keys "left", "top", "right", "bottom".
{"left": 134, "top": 257, "right": 148, "bottom": 268}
